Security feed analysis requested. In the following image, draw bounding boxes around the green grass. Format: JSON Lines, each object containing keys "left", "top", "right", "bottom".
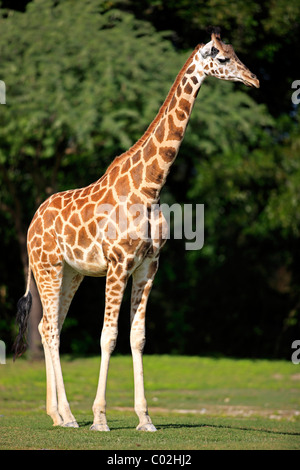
{"left": 1, "top": 355, "right": 300, "bottom": 449}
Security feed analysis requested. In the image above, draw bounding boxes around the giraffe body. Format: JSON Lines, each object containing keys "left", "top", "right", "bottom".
{"left": 14, "top": 29, "right": 259, "bottom": 431}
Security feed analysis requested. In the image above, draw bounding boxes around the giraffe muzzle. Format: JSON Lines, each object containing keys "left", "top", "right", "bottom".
{"left": 242, "top": 72, "right": 260, "bottom": 88}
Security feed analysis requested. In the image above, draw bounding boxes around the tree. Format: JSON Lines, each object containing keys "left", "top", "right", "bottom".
{"left": 0, "top": 0, "right": 183, "bottom": 356}
{"left": 1, "top": 0, "right": 297, "bottom": 358}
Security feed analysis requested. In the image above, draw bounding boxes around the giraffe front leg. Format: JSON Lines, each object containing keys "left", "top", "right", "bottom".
{"left": 131, "top": 327, "right": 156, "bottom": 432}
{"left": 91, "top": 263, "right": 128, "bottom": 431}
{"left": 130, "top": 257, "right": 159, "bottom": 432}
{"left": 90, "top": 324, "right": 118, "bottom": 431}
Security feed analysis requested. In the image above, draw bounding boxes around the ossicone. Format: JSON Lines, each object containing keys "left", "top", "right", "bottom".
{"left": 207, "top": 25, "right": 222, "bottom": 41}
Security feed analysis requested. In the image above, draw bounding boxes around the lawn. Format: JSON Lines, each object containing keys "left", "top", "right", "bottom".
{"left": 0, "top": 355, "right": 299, "bottom": 450}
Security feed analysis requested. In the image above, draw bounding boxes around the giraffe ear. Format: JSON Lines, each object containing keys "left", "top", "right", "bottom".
{"left": 200, "top": 43, "right": 219, "bottom": 59}
{"left": 200, "top": 45, "right": 210, "bottom": 59}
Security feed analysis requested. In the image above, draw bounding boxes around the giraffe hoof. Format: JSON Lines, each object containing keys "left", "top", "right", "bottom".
{"left": 61, "top": 420, "right": 79, "bottom": 428}
{"left": 136, "top": 423, "right": 157, "bottom": 432}
{"left": 90, "top": 423, "right": 110, "bottom": 432}
{"left": 52, "top": 417, "right": 64, "bottom": 427}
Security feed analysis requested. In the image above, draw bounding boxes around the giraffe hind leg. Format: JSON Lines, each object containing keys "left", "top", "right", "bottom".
{"left": 37, "top": 263, "right": 83, "bottom": 427}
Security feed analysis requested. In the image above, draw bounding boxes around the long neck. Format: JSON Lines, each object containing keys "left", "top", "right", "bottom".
{"left": 105, "top": 45, "right": 205, "bottom": 202}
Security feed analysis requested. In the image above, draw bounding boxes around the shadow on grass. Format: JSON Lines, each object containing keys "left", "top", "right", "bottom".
{"left": 76, "top": 419, "right": 300, "bottom": 437}
{"left": 158, "top": 422, "right": 300, "bottom": 437}
{"left": 77, "top": 419, "right": 133, "bottom": 431}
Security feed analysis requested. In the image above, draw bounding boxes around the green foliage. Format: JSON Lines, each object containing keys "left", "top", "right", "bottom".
{"left": 0, "top": 0, "right": 181, "bottom": 201}
{"left": 259, "top": 111, "right": 300, "bottom": 236}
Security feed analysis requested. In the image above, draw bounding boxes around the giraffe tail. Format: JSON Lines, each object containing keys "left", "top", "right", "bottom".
{"left": 13, "top": 268, "right": 32, "bottom": 361}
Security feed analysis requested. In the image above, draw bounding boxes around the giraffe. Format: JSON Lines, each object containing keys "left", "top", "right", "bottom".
{"left": 14, "top": 29, "right": 259, "bottom": 432}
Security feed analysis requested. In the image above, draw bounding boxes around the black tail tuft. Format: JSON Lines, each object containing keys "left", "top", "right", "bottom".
{"left": 13, "top": 291, "right": 32, "bottom": 361}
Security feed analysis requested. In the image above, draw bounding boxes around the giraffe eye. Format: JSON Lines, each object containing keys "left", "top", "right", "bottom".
{"left": 217, "top": 58, "right": 230, "bottom": 64}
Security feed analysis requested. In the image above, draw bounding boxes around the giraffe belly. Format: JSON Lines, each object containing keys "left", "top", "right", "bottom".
{"left": 62, "top": 243, "right": 108, "bottom": 277}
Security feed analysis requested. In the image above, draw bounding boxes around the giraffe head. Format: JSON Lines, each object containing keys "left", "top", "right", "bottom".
{"left": 199, "top": 28, "right": 259, "bottom": 88}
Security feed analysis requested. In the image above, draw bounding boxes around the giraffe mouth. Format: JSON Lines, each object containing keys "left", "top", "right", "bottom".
{"left": 242, "top": 74, "right": 260, "bottom": 88}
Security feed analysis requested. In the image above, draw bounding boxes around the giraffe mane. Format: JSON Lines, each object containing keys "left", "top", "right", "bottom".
{"left": 104, "top": 44, "right": 204, "bottom": 175}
